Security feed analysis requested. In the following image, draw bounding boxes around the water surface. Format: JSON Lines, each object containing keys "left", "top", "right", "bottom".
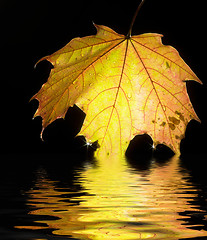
{"left": 1, "top": 154, "right": 207, "bottom": 240}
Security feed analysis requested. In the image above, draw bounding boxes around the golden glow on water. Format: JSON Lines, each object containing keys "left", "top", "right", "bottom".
{"left": 16, "top": 156, "right": 207, "bottom": 239}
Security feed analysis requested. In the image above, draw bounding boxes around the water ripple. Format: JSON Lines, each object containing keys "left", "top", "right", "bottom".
{"left": 3, "top": 155, "right": 207, "bottom": 240}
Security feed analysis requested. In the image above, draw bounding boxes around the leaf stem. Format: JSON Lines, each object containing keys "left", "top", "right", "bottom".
{"left": 127, "top": 0, "right": 146, "bottom": 38}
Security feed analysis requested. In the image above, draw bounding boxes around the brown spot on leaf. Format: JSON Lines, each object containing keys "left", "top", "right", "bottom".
{"left": 169, "top": 116, "right": 180, "bottom": 125}
{"left": 160, "top": 122, "right": 166, "bottom": 127}
{"left": 175, "top": 111, "right": 185, "bottom": 122}
{"left": 152, "top": 120, "right": 156, "bottom": 124}
{"left": 168, "top": 123, "right": 175, "bottom": 130}
{"left": 166, "top": 61, "right": 170, "bottom": 69}
{"left": 175, "top": 134, "right": 184, "bottom": 140}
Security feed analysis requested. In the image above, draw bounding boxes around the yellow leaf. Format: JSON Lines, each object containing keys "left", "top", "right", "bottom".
{"left": 32, "top": 24, "right": 201, "bottom": 157}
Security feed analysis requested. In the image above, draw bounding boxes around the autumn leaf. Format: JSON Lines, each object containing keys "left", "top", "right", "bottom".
{"left": 32, "top": 23, "right": 201, "bottom": 157}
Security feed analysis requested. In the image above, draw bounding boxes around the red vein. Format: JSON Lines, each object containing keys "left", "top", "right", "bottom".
{"left": 51, "top": 37, "right": 124, "bottom": 57}
{"left": 98, "top": 39, "right": 130, "bottom": 153}
{"left": 131, "top": 38, "right": 197, "bottom": 79}
{"left": 147, "top": 67, "right": 175, "bottom": 85}
{"left": 153, "top": 81, "right": 195, "bottom": 117}
{"left": 39, "top": 38, "right": 126, "bottom": 95}
{"left": 153, "top": 102, "right": 160, "bottom": 140}
{"left": 143, "top": 87, "right": 154, "bottom": 122}
{"left": 130, "top": 39, "right": 176, "bottom": 150}
{"left": 81, "top": 105, "right": 113, "bottom": 133}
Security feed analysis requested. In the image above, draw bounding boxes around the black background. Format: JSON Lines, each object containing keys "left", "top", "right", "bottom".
{"left": 1, "top": 0, "right": 206, "bottom": 157}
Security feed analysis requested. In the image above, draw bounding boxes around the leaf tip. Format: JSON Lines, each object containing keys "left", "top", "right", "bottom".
{"left": 34, "top": 55, "right": 51, "bottom": 69}
{"left": 34, "top": 58, "right": 43, "bottom": 69}
{"left": 29, "top": 94, "right": 37, "bottom": 103}
{"left": 196, "top": 78, "right": 203, "bottom": 85}
{"left": 93, "top": 22, "right": 101, "bottom": 32}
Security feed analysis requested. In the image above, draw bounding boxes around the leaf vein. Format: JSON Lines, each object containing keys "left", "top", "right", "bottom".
{"left": 131, "top": 38, "right": 196, "bottom": 79}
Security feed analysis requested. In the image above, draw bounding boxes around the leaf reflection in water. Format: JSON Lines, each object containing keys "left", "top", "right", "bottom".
{"left": 16, "top": 156, "right": 207, "bottom": 240}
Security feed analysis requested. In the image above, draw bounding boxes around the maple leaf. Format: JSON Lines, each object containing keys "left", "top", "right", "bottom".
{"left": 32, "top": 5, "right": 201, "bottom": 157}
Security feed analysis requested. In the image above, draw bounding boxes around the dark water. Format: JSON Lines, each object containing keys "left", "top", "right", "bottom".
{"left": 1, "top": 154, "right": 207, "bottom": 240}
